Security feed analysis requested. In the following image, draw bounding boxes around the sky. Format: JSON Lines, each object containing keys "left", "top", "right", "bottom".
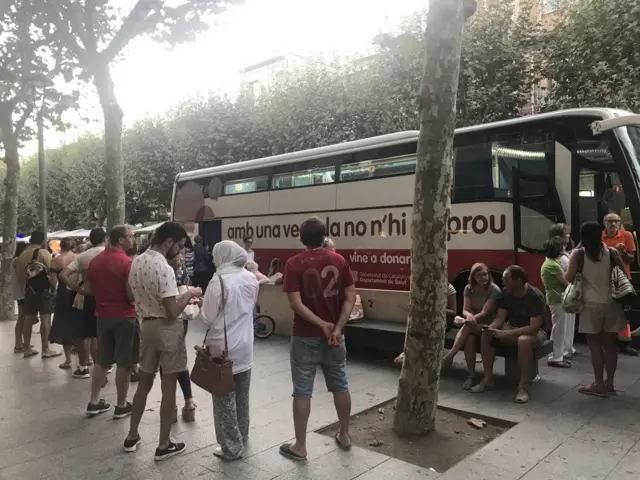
{"left": 29, "top": 0, "right": 425, "bottom": 154}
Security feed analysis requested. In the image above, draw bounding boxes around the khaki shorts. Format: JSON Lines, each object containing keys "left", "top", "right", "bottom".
{"left": 139, "top": 318, "right": 187, "bottom": 375}
{"left": 578, "top": 302, "right": 626, "bottom": 335}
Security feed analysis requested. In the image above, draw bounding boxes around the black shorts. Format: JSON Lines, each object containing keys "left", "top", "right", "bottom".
{"left": 73, "top": 296, "right": 97, "bottom": 339}
{"left": 97, "top": 317, "right": 139, "bottom": 368}
{"left": 23, "top": 291, "right": 55, "bottom": 316}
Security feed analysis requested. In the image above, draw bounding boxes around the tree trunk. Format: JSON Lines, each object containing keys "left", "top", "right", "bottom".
{"left": 94, "top": 62, "right": 125, "bottom": 232}
{"left": 0, "top": 107, "right": 20, "bottom": 322}
{"left": 393, "top": 0, "right": 476, "bottom": 436}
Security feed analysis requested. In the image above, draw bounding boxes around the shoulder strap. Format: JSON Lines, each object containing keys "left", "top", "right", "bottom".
{"left": 577, "top": 248, "right": 585, "bottom": 273}
{"left": 201, "top": 275, "right": 229, "bottom": 355}
{"left": 31, "top": 247, "right": 41, "bottom": 261}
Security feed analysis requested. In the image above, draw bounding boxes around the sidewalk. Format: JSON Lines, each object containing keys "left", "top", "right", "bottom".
{"left": 0, "top": 318, "right": 638, "bottom": 479}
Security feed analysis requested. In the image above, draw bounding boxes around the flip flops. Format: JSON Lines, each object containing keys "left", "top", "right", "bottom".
{"left": 279, "top": 443, "right": 307, "bottom": 461}
{"left": 335, "top": 433, "right": 352, "bottom": 451}
{"left": 579, "top": 383, "right": 607, "bottom": 397}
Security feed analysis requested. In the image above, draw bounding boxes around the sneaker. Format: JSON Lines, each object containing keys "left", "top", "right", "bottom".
{"left": 73, "top": 367, "right": 90, "bottom": 379}
{"left": 86, "top": 399, "right": 111, "bottom": 416}
{"left": 113, "top": 402, "right": 133, "bottom": 420}
{"left": 106, "top": 365, "right": 113, "bottom": 374}
{"left": 154, "top": 441, "right": 186, "bottom": 461}
{"left": 124, "top": 434, "right": 142, "bottom": 453}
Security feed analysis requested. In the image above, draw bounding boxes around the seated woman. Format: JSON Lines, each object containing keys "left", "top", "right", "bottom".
{"left": 394, "top": 282, "right": 457, "bottom": 364}
{"left": 442, "top": 263, "right": 501, "bottom": 389}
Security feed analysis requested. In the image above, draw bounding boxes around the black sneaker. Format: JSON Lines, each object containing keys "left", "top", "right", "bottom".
{"left": 86, "top": 399, "right": 111, "bottom": 416}
{"left": 154, "top": 441, "right": 186, "bottom": 461}
{"left": 124, "top": 434, "right": 142, "bottom": 452}
{"left": 113, "top": 402, "right": 133, "bottom": 419}
{"left": 72, "top": 367, "right": 90, "bottom": 379}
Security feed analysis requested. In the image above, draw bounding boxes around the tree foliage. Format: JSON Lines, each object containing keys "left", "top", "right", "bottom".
{"left": 544, "top": 0, "right": 640, "bottom": 111}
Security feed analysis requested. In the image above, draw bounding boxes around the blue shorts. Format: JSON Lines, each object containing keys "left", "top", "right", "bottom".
{"left": 290, "top": 336, "right": 349, "bottom": 398}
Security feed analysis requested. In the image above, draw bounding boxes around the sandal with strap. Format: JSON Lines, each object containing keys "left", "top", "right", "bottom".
{"left": 515, "top": 387, "right": 529, "bottom": 404}
{"left": 547, "top": 359, "right": 571, "bottom": 368}
{"left": 579, "top": 383, "right": 607, "bottom": 397}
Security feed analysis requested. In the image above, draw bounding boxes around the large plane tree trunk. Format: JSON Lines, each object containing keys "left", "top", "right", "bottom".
{"left": 393, "top": 0, "right": 476, "bottom": 436}
{"left": 0, "top": 106, "right": 20, "bottom": 322}
{"left": 94, "top": 62, "right": 125, "bottom": 232}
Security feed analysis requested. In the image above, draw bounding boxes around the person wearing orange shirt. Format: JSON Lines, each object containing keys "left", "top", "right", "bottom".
{"left": 602, "top": 213, "right": 638, "bottom": 356}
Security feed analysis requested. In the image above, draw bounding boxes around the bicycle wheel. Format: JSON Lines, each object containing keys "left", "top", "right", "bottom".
{"left": 254, "top": 314, "right": 276, "bottom": 339}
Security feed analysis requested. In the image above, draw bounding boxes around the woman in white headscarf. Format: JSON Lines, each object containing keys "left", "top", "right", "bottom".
{"left": 201, "top": 240, "right": 259, "bottom": 460}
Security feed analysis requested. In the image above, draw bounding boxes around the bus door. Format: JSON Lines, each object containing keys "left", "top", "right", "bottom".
{"left": 512, "top": 167, "right": 565, "bottom": 265}
{"left": 572, "top": 153, "right": 640, "bottom": 287}
{"left": 199, "top": 219, "right": 222, "bottom": 252}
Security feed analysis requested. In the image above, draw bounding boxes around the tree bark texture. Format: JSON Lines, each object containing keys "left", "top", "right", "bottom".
{"left": 94, "top": 62, "right": 125, "bottom": 232}
{"left": 393, "top": 0, "right": 475, "bottom": 436}
{"left": 0, "top": 107, "right": 20, "bottom": 321}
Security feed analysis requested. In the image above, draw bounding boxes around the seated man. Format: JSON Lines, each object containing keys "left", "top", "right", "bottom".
{"left": 470, "top": 265, "right": 547, "bottom": 404}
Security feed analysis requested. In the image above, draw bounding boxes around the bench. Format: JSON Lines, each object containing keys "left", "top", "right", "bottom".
{"left": 344, "top": 320, "right": 553, "bottom": 385}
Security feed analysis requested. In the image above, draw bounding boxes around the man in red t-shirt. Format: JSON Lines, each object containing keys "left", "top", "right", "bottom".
{"left": 279, "top": 217, "right": 357, "bottom": 461}
{"left": 84, "top": 225, "right": 137, "bottom": 419}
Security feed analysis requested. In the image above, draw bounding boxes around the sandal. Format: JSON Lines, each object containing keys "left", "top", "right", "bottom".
{"left": 23, "top": 349, "right": 39, "bottom": 358}
{"left": 59, "top": 361, "right": 72, "bottom": 370}
{"left": 515, "top": 386, "right": 529, "bottom": 404}
{"left": 279, "top": 443, "right": 307, "bottom": 461}
{"left": 462, "top": 376, "right": 475, "bottom": 390}
{"left": 579, "top": 383, "right": 607, "bottom": 398}
{"left": 547, "top": 359, "right": 571, "bottom": 368}
{"left": 470, "top": 381, "right": 494, "bottom": 393}
{"left": 335, "top": 433, "right": 352, "bottom": 451}
{"left": 42, "top": 350, "right": 62, "bottom": 359}
{"left": 606, "top": 385, "right": 617, "bottom": 396}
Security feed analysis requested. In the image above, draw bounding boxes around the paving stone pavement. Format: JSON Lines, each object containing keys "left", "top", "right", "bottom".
{"left": 1, "top": 318, "right": 639, "bottom": 480}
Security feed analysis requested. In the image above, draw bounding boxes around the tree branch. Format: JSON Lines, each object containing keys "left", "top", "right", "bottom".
{"left": 13, "top": 101, "right": 35, "bottom": 139}
{"left": 83, "top": 0, "right": 98, "bottom": 53}
{"left": 48, "top": 0, "right": 87, "bottom": 61}
{"left": 101, "top": 0, "right": 164, "bottom": 64}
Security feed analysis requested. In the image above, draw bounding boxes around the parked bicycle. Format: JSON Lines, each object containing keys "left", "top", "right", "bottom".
{"left": 254, "top": 313, "right": 275, "bottom": 339}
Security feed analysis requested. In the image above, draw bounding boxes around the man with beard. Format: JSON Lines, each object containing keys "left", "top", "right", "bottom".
{"left": 124, "top": 222, "right": 202, "bottom": 461}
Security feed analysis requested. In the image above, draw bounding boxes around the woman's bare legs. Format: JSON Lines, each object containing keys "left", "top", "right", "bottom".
{"left": 443, "top": 323, "right": 480, "bottom": 368}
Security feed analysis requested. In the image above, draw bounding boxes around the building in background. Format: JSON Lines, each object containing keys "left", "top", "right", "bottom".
{"left": 240, "top": 53, "right": 315, "bottom": 100}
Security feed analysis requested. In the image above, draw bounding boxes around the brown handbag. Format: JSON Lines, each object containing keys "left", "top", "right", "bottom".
{"left": 190, "top": 276, "right": 234, "bottom": 395}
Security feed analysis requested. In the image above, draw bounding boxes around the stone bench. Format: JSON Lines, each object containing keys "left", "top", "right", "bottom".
{"left": 344, "top": 320, "right": 552, "bottom": 384}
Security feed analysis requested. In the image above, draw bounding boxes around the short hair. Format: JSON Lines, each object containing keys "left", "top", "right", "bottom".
{"left": 300, "top": 217, "right": 326, "bottom": 248}
{"left": 549, "top": 223, "right": 568, "bottom": 238}
{"left": 194, "top": 235, "right": 202, "bottom": 244}
{"left": 89, "top": 227, "right": 106, "bottom": 246}
{"left": 60, "top": 238, "right": 75, "bottom": 252}
{"left": 544, "top": 236, "right": 565, "bottom": 259}
{"left": 152, "top": 222, "right": 187, "bottom": 246}
{"left": 109, "top": 225, "right": 129, "bottom": 246}
{"left": 30, "top": 230, "right": 45, "bottom": 245}
{"left": 506, "top": 265, "right": 528, "bottom": 283}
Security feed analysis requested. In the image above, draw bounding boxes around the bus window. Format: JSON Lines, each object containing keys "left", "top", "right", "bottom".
{"left": 224, "top": 176, "right": 268, "bottom": 195}
{"left": 272, "top": 165, "right": 335, "bottom": 189}
{"left": 339, "top": 154, "right": 416, "bottom": 181}
{"left": 453, "top": 142, "right": 494, "bottom": 201}
{"left": 491, "top": 139, "right": 549, "bottom": 198}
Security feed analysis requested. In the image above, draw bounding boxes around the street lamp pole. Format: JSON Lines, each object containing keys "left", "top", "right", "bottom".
{"left": 26, "top": 73, "right": 53, "bottom": 245}
{"left": 36, "top": 95, "right": 47, "bottom": 243}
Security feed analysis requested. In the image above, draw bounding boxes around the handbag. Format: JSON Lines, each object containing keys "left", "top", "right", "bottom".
{"left": 190, "top": 276, "right": 234, "bottom": 395}
{"left": 562, "top": 248, "right": 585, "bottom": 314}
{"left": 608, "top": 248, "right": 637, "bottom": 307}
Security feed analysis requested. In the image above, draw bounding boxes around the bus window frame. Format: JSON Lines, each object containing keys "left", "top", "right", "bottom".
{"left": 269, "top": 155, "right": 343, "bottom": 192}
{"left": 337, "top": 142, "right": 417, "bottom": 183}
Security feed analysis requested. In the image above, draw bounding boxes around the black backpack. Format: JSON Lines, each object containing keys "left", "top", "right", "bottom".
{"left": 25, "top": 248, "right": 50, "bottom": 295}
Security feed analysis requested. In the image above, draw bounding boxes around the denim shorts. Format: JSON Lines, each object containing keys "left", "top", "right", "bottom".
{"left": 290, "top": 336, "right": 349, "bottom": 398}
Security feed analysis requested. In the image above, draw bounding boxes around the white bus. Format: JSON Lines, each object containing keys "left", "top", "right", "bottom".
{"left": 172, "top": 108, "right": 640, "bottom": 302}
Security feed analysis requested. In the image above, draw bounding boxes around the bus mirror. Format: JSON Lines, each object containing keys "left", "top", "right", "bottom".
{"left": 591, "top": 115, "right": 640, "bottom": 135}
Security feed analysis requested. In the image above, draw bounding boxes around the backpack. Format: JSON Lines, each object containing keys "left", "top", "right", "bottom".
{"left": 25, "top": 248, "right": 50, "bottom": 296}
{"left": 608, "top": 247, "right": 637, "bottom": 308}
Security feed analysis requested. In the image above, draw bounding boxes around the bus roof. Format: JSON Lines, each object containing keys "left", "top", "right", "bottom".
{"left": 176, "top": 107, "right": 634, "bottom": 183}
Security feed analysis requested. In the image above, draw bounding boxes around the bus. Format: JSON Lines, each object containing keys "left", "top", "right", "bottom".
{"left": 172, "top": 108, "right": 640, "bottom": 310}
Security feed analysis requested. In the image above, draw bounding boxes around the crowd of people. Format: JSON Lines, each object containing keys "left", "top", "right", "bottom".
{"left": 8, "top": 211, "right": 640, "bottom": 461}
{"left": 9, "top": 218, "right": 356, "bottom": 463}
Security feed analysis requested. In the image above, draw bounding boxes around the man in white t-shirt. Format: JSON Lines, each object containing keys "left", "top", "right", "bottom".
{"left": 124, "top": 222, "right": 202, "bottom": 462}
{"left": 60, "top": 228, "right": 106, "bottom": 378}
